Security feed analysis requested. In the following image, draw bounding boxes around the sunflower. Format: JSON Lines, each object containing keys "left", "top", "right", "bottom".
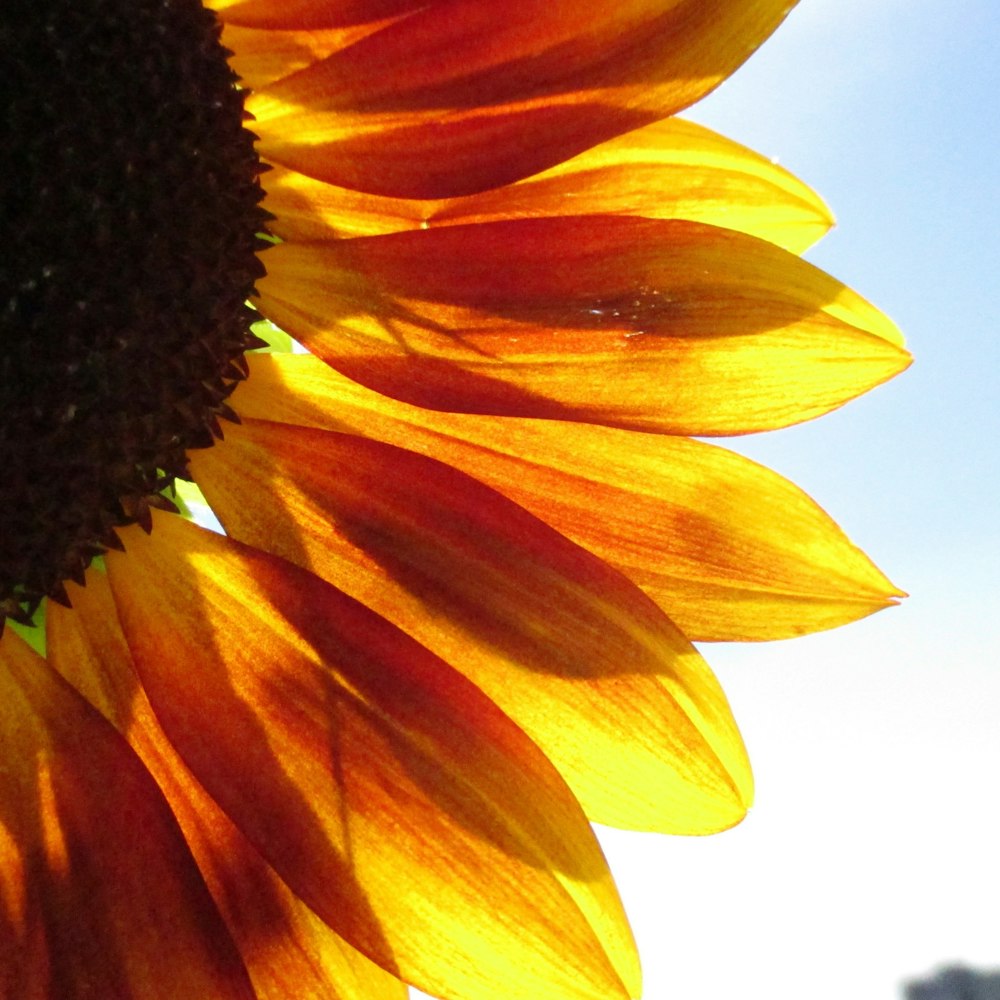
{"left": 0, "top": 1, "right": 908, "bottom": 998}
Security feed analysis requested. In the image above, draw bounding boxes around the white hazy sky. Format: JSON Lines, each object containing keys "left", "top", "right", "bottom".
{"left": 598, "top": 1, "right": 1000, "bottom": 998}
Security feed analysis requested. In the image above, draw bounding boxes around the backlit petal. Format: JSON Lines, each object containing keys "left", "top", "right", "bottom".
{"left": 264, "top": 118, "right": 831, "bottom": 253}
{"left": 208, "top": 0, "right": 432, "bottom": 30}
{"left": 106, "top": 514, "right": 640, "bottom": 1000}
{"left": 233, "top": 354, "right": 904, "bottom": 641}
{"left": 46, "top": 573, "right": 406, "bottom": 1000}
{"left": 256, "top": 216, "right": 909, "bottom": 433}
{"left": 222, "top": 23, "right": 392, "bottom": 90}
{"left": 191, "top": 421, "right": 753, "bottom": 832}
{"left": 247, "top": 0, "right": 798, "bottom": 197}
{"left": 0, "top": 631, "right": 255, "bottom": 999}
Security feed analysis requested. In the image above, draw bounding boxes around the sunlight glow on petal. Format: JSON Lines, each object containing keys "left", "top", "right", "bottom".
{"left": 246, "top": 0, "right": 800, "bottom": 198}
{"left": 0, "top": 630, "right": 255, "bottom": 999}
{"left": 232, "top": 354, "right": 904, "bottom": 642}
{"left": 106, "top": 514, "right": 641, "bottom": 1000}
{"left": 192, "top": 421, "right": 753, "bottom": 832}
{"left": 45, "top": 573, "right": 408, "bottom": 1000}
{"left": 263, "top": 118, "right": 832, "bottom": 253}
{"left": 256, "top": 216, "right": 909, "bottom": 433}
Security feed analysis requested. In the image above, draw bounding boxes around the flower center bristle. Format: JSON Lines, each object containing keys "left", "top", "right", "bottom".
{"left": 1, "top": 0, "right": 269, "bottom": 627}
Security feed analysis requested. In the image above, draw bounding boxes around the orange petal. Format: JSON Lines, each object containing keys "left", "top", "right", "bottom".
{"left": 191, "top": 421, "right": 752, "bottom": 833}
{"left": 208, "top": 0, "right": 431, "bottom": 30}
{"left": 46, "top": 572, "right": 407, "bottom": 1000}
{"left": 0, "top": 630, "right": 255, "bottom": 999}
{"left": 106, "top": 513, "right": 640, "bottom": 1000}
{"left": 264, "top": 118, "right": 832, "bottom": 253}
{"left": 233, "top": 354, "right": 904, "bottom": 641}
{"left": 222, "top": 23, "right": 392, "bottom": 91}
{"left": 247, "top": 0, "right": 798, "bottom": 198}
{"left": 255, "top": 216, "right": 909, "bottom": 434}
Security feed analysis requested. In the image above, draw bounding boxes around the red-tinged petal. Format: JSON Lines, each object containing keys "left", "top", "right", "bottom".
{"left": 254, "top": 216, "right": 910, "bottom": 434}
{"left": 264, "top": 118, "right": 831, "bottom": 253}
{"left": 222, "top": 23, "right": 391, "bottom": 91}
{"left": 208, "top": 0, "right": 432, "bottom": 30}
{"left": 106, "top": 513, "right": 640, "bottom": 1000}
{"left": 233, "top": 354, "right": 905, "bottom": 642}
{"left": 190, "top": 421, "right": 752, "bottom": 834}
{"left": 46, "top": 573, "right": 406, "bottom": 1000}
{"left": 0, "top": 630, "right": 255, "bottom": 1000}
{"left": 247, "top": 0, "right": 798, "bottom": 198}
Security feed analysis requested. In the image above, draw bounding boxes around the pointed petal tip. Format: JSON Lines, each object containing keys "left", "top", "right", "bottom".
{"left": 231, "top": 353, "right": 905, "bottom": 646}
{"left": 256, "top": 216, "right": 911, "bottom": 436}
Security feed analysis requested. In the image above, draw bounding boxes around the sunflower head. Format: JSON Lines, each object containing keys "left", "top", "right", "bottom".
{"left": 0, "top": 2, "right": 909, "bottom": 999}
{"left": 2, "top": 0, "right": 269, "bottom": 624}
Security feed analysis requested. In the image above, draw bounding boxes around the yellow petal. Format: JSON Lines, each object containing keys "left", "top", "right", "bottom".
{"left": 221, "top": 22, "right": 396, "bottom": 91}
{"left": 233, "top": 354, "right": 904, "bottom": 641}
{"left": 246, "top": 0, "right": 799, "bottom": 198}
{"left": 191, "top": 421, "right": 753, "bottom": 832}
{"left": 46, "top": 572, "right": 407, "bottom": 1000}
{"left": 0, "top": 630, "right": 255, "bottom": 999}
{"left": 264, "top": 117, "right": 832, "bottom": 253}
{"left": 107, "top": 513, "right": 639, "bottom": 1000}
{"left": 208, "top": 0, "right": 430, "bottom": 31}
{"left": 256, "top": 216, "right": 909, "bottom": 434}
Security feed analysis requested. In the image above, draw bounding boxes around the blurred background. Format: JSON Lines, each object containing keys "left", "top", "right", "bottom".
{"left": 598, "top": 0, "right": 1000, "bottom": 996}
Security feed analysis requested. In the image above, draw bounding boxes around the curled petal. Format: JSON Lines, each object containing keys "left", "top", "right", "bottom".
{"left": 233, "top": 354, "right": 904, "bottom": 641}
{"left": 191, "top": 420, "right": 753, "bottom": 832}
{"left": 256, "top": 216, "right": 909, "bottom": 434}
{"left": 106, "top": 514, "right": 640, "bottom": 1000}
{"left": 247, "top": 0, "right": 799, "bottom": 197}
{"left": 46, "top": 573, "right": 407, "bottom": 1000}
{"left": 265, "top": 118, "right": 832, "bottom": 253}
{"left": 0, "top": 631, "right": 255, "bottom": 999}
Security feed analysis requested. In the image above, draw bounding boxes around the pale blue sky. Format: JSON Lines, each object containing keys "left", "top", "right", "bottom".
{"left": 598, "top": 2, "right": 1000, "bottom": 997}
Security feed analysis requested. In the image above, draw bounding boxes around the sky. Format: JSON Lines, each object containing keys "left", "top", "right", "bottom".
{"left": 597, "top": 1, "right": 1000, "bottom": 998}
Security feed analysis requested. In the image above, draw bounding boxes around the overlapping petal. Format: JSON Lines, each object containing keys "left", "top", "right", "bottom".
{"left": 232, "top": 354, "right": 903, "bottom": 641}
{"left": 46, "top": 573, "right": 407, "bottom": 1000}
{"left": 0, "top": 631, "right": 255, "bottom": 999}
{"left": 221, "top": 23, "right": 391, "bottom": 91}
{"left": 244, "top": 0, "right": 799, "bottom": 198}
{"left": 256, "top": 215, "right": 909, "bottom": 433}
{"left": 208, "top": 0, "right": 434, "bottom": 32}
{"left": 263, "top": 118, "right": 832, "bottom": 252}
{"left": 105, "top": 513, "right": 640, "bottom": 1000}
{"left": 190, "top": 420, "right": 752, "bottom": 832}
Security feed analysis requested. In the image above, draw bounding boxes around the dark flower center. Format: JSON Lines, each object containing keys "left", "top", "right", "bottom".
{"left": 1, "top": 0, "right": 269, "bottom": 627}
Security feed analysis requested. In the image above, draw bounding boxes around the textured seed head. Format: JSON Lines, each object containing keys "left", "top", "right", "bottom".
{"left": 1, "top": 0, "right": 269, "bottom": 625}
